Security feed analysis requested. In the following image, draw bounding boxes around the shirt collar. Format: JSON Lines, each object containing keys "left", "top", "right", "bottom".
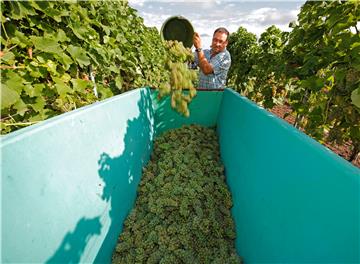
{"left": 210, "top": 48, "right": 227, "bottom": 57}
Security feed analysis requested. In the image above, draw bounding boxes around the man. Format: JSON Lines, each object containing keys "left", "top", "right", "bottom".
{"left": 193, "top": 27, "right": 231, "bottom": 89}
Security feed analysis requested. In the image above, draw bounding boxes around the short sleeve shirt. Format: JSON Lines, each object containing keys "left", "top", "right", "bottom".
{"left": 194, "top": 49, "right": 231, "bottom": 89}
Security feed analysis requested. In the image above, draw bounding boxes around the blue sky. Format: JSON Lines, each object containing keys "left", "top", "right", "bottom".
{"left": 128, "top": 0, "right": 306, "bottom": 49}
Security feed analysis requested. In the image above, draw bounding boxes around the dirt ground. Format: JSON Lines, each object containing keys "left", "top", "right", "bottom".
{"left": 269, "top": 104, "right": 360, "bottom": 169}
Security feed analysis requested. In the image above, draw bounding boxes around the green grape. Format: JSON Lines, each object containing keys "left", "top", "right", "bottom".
{"left": 112, "top": 125, "right": 242, "bottom": 263}
{"left": 157, "top": 40, "right": 198, "bottom": 117}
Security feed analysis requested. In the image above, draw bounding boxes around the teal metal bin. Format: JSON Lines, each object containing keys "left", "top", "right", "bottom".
{"left": 2, "top": 88, "right": 359, "bottom": 263}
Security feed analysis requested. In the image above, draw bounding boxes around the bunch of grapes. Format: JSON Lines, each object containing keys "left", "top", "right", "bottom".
{"left": 158, "top": 41, "right": 198, "bottom": 117}
{"left": 165, "top": 40, "right": 194, "bottom": 62}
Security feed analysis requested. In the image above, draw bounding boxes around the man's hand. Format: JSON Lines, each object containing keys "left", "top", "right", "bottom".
{"left": 193, "top": 32, "right": 202, "bottom": 49}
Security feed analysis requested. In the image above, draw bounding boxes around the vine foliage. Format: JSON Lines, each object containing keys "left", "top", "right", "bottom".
{"left": 1, "top": 1, "right": 194, "bottom": 134}
{"left": 227, "top": 0, "right": 360, "bottom": 161}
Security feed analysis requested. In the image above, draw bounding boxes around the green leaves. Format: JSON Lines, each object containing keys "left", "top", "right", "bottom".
{"left": 300, "top": 76, "right": 324, "bottom": 91}
{"left": 14, "top": 99, "right": 28, "bottom": 116}
{"left": 7, "top": 1, "right": 36, "bottom": 20}
{"left": 115, "top": 76, "right": 123, "bottom": 90}
{"left": 10, "top": 30, "right": 31, "bottom": 48}
{"left": 1, "top": 51, "right": 15, "bottom": 64}
{"left": 32, "top": 95, "right": 46, "bottom": 113}
{"left": 71, "top": 79, "right": 91, "bottom": 92}
{"left": 228, "top": 25, "right": 287, "bottom": 106}
{"left": 227, "top": 0, "right": 360, "bottom": 158}
{"left": 53, "top": 77, "right": 72, "bottom": 98}
{"left": 1, "top": 84, "right": 20, "bottom": 110}
{"left": 24, "top": 83, "right": 43, "bottom": 97}
{"left": 1, "top": 0, "right": 172, "bottom": 134}
{"left": 67, "top": 45, "right": 90, "bottom": 67}
{"left": 351, "top": 87, "right": 360, "bottom": 108}
{"left": 4, "top": 72, "right": 25, "bottom": 93}
{"left": 30, "top": 36, "right": 62, "bottom": 54}
{"left": 54, "top": 29, "right": 70, "bottom": 43}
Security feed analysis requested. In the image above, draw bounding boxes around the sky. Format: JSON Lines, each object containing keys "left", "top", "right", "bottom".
{"left": 128, "top": 0, "right": 306, "bottom": 49}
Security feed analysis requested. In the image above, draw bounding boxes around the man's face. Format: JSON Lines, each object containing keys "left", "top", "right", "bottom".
{"left": 211, "top": 32, "right": 228, "bottom": 54}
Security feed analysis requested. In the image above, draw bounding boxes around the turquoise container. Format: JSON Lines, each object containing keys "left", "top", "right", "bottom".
{"left": 2, "top": 88, "right": 359, "bottom": 263}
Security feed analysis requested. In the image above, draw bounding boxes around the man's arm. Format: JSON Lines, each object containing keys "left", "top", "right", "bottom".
{"left": 193, "top": 32, "right": 213, "bottom": 75}
{"left": 196, "top": 49, "right": 213, "bottom": 75}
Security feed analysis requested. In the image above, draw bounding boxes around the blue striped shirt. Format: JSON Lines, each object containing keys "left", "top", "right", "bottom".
{"left": 194, "top": 49, "right": 231, "bottom": 89}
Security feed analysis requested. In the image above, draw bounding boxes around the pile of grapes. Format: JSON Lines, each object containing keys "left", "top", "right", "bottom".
{"left": 112, "top": 125, "right": 242, "bottom": 264}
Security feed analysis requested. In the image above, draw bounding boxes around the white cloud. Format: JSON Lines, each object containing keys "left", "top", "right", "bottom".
{"left": 131, "top": 0, "right": 220, "bottom": 2}
{"left": 128, "top": 1, "right": 304, "bottom": 48}
{"left": 129, "top": 0, "right": 144, "bottom": 6}
{"left": 245, "top": 7, "right": 298, "bottom": 25}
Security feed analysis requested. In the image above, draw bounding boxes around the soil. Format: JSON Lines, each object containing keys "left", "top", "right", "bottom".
{"left": 269, "top": 104, "right": 360, "bottom": 169}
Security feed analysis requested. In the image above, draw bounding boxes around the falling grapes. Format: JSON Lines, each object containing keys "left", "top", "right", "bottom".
{"left": 158, "top": 40, "right": 198, "bottom": 117}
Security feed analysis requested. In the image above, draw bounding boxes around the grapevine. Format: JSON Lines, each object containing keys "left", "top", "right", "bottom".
{"left": 0, "top": 1, "right": 197, "bottom": 134}
{"left": 227, "top": 0, "right": 360, "bottom": 162}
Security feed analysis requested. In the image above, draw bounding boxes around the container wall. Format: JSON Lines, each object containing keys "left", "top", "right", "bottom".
{"left": 217, "top": 88, "right": 360, "bottom": 263}
{"left": 153, "top": 90, "right": 223, "bottom": 136}
{"left": 3, "top": 86, "right": 358, "bottom": 264}
{"left": 1, "top": 88, "right": 223, "bottom": 264}
{"left": 1, "top": 88, "right": 155, "bottom": 264}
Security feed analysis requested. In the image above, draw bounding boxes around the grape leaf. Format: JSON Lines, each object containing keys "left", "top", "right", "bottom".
{"left": 53, "top": 77, "right": 72, "bottom": 98}
{"left": 71, "top": 79, "right": 91, "bottom": 92}
{"left": 67, "top": 45, "right": 90, "bottom": 67}
{"left": 5, "top": 72, "right": 25, "bottom": 93}
{"left": 30, "top": 36, "right": 63, "bottom": 54}
{"left": 1, "top": 84, "right": 20, "bottom": 109}
{"left": 24, "top": 83, "right": 44, "bottom": 97}
{"left": 14, "top": 98, "right": 28, "bottom": 116}
{"left": 115, "top": 76, "right": 123, "bottom": 90}
{"left": 32, "top": 95, "right": 46, "bottom": 113}
{"left": 1, "top": 51, "right": 15, "bottom": 64}
{"left": 351, "top": 87, "right": 360, "bottom": 108}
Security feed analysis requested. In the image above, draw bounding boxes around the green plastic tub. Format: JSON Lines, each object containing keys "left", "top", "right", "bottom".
{"left": 161, "top": 16, "right": 194, "bottom": 48}
{"left": 2, "top": 88, "right": 359, "bottom": 263}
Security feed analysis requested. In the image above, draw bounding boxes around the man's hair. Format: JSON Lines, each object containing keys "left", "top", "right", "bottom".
{"left": 213, "top": 27, "right": 230, "bottom": 41}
